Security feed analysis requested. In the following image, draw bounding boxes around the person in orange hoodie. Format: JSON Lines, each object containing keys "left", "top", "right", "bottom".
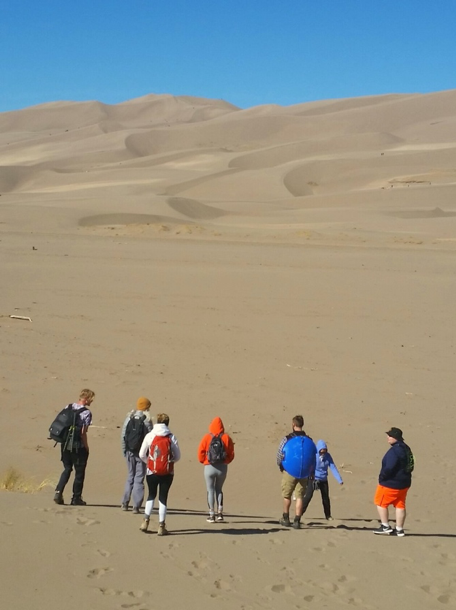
{"left": 197, "top": 417, "right": 235, "bottom": 523}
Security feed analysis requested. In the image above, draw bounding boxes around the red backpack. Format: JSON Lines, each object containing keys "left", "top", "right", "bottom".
{"left": 148, "top": 435, "right": 173, "bottom": 475}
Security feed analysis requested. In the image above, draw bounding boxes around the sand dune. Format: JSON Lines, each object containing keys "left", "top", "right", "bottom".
{"left": 1, "top": 89, "right": 455, "bottom": 240}
{"left": 1, "top": 90, "right": 456, "bottom": 610}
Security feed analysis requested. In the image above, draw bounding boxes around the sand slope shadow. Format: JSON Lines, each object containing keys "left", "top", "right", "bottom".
{"left": 167, "top": 197, "right": 229, "bottom": 220}
{"left": 384, "top": 207, "right": 456, "bottom": 219}
{"left": 78, "top": 213, "right": 194, "bottom": 227}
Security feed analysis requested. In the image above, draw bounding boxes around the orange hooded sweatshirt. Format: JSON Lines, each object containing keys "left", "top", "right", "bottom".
{"left": 197, "top": 417, "right": 235, "bottom": 465}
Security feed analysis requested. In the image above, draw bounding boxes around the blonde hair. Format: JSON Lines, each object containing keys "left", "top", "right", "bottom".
{"left": 79, "top": 388, "right": 95, "bottom": 401}
{"left": 156, "top": 413, "right": 169, "bottom": 425}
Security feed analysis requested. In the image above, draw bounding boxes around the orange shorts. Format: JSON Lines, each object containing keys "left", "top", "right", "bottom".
{"left": 374, "top": 484, "right": 409, "bottom": 509}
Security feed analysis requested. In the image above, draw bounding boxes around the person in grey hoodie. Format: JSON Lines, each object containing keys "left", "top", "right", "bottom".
{"left": 120, "top": 397, "right": 153, "bottom": 513}
{"left": 301, "top": 439, "right": 343, "bottom": 520}
{"left": 138, "top": 413, "right": 181, "bottom": 536}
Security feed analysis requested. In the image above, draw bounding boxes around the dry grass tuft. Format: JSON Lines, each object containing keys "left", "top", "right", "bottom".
{"left": 0, "top": 467, "right": 55, "bottom": 493}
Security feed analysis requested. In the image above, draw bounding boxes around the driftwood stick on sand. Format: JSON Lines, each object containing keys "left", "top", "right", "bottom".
{"left": 9, "top": 315, "right": 32, "bottom": 322}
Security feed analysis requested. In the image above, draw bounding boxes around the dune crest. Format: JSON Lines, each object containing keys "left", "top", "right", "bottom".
{"left": 1, "top": 89, "right": 456, "bottom": 244}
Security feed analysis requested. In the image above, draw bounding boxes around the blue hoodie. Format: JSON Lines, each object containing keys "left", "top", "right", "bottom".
{"left": 315, "top": 440, "right": 343, "bottom": 484}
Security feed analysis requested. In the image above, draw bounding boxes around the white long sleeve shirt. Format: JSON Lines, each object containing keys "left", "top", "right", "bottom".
{"left": 139, "top": 423, "right": 181, "bottom": 475}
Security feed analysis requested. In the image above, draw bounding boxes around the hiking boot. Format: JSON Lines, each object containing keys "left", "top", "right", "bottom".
{"left": 157, "top": 522, "right": 168, "bottom": 536}
{"left": 70, "top": 496, "right": 86, "bottom": 506}
{"left": 139, "top": 518, "right": 150, "bottom": 532}
{"left": 373, "top": 524, "right": 394, "bottom": 535}
{"left": 292, "top": 519, "right": 301, "bottom": 530}
{"left": 132, "top": 507, "right": 140, "bottom": 514}
{"left": 121, "top": 503, "right": 129, "bottom": 511}
{"left": 54, "top": 492, "right": 64, "bottom": 505}
{"left": 207, "top": 515, "right": 216, "bottom": 523}
{"left": 279, "top": 515, "right": 292, "bottom": 527}
{"left": 216, "top": 513, "right": 224, "bottom": 522}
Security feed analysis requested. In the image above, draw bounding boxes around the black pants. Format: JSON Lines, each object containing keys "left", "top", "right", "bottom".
{"left": 301, "top": 479, "right": 331, "bottom": 519}
{"left": 145, "top": 473, "right": 173, "bottom": 506}
{"left": 56, "top": 447, "right": 89, "bottom": 498}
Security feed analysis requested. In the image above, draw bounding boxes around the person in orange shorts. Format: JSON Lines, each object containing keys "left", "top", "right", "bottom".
{"left": 373, "top": 427, "right": 414, "bottom": 537}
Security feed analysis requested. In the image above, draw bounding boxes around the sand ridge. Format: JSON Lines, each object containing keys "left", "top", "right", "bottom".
{"left": 1, "top": 89, "right": 456, "bottom": 247}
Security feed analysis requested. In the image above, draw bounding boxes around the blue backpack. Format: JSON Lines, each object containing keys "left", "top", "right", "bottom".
{"left": 282, "top": 435, "right": 317, "bottom": 478}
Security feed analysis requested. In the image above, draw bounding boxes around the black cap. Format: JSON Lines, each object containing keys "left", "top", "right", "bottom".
{"left": 386, "top": 427, "right": 403, "bottom": 441}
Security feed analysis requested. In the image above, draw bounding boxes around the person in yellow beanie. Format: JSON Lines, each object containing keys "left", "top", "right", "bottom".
{"left": 120, "top": 397, "right": 153, "bottom": 513}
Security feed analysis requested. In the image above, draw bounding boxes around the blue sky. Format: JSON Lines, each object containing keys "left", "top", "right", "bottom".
{"left": 1, "top": 0, "right": 455, "bottom": 112}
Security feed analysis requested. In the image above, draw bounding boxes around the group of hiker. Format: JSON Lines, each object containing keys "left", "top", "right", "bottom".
{"left": 50, "top": 389, "right": 414, "bottom": 537}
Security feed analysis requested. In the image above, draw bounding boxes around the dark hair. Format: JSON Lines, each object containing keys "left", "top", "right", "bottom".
{"left": 292, "top": 415, "right": 304, "bottom": 428}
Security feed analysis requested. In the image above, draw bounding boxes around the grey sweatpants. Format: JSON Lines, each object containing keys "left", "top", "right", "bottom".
{"left": 122, "top": 451, "right": 147, "bottom": 509}
{"left": 204, "top": 463, "right": 227, "bottom": 515}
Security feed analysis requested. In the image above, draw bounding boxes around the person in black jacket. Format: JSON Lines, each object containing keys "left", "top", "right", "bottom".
{"left": 373, "top": 427, "right": 414, "bottom": 537}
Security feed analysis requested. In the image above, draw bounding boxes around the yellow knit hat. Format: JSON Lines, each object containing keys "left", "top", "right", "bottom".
{"left": 137, "top": 396, "right": 151, "bottom": 411}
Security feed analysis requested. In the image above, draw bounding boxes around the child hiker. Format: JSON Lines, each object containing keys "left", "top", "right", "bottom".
{"left": 301, "top": 439, "right": 343, "bottom": 520}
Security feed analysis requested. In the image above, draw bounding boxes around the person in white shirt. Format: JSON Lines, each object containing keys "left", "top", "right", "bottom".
{"left": 138, "top": 413, "right": 181, "bottom": 536}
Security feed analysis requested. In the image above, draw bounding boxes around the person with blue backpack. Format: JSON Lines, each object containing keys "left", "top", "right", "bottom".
{"left": 301, "top": 439, "right": 343, "bottom": 521}
{"left": 120, "top": 397, "right": 153, "bottom": 513}
{"left": 277, "top": 415, "right": 316, "bottom": 529}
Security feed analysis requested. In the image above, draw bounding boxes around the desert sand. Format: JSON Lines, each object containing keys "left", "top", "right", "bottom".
{"left": 1, "top": 90, "right": 456, "bottom": 609}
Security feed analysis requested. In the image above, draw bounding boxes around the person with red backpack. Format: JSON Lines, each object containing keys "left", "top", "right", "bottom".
{"left": 138, "top": 413, "right": 181, "bottom": 536}
{"left": 197, "top": 417, "right": 235, "bottom": 523}
{"left": 120, "top": 397, "right": 153, "bottom": 513}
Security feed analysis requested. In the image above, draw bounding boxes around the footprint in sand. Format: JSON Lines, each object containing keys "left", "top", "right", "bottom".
{"left": 437, "top": 594, "right": 451, "bottom": 604}
{"left": 279, "top": 566, "right": 296, "bottom": 577}
{"left": 96, "top": 549, "right": 111, "bottom": 558}
{"left": 76, "top": 517, "right": 100, "bottom": 526}
{"left": 32, "top": 520, "right": 51, "bottom": 524}
{"left": 269, "top": 584, "right": 283, "bottom": 594}
{"left": 439, "top": 552, "right": 456, "bottom": 566}
{"left": 214, "top": 579, "right": 231, "bottom": 591}
{"left": 87, "top": 567, "right": 113, "bottom": 579}
{"left": 421, "top": 584, "right": 434, "bottom": 594}
{"left": 347, "top": 597, "right": 365, "bottom": 606}
{"left": 99, "top": 588, "right": 148, "bottom": 599}
{"left": 268, "top": 583, "right": 294, "bottom": 595}
{"left": 1, "top": 521, "right": 14, "bottom": 526}
{"left": 159, "top": 551, "right": 172, "bottom": 560}
{"left": 338, "top": 574, "right": 357, "bottom": 584}
{"left": 319, "top": 582, "right": 339, "bottom": 594}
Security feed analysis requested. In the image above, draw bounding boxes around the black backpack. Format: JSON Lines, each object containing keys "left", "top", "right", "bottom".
{"left": 48, "top": 405, "right": 88, "bottom": 450}
{"left": 124, "top": 413, "right": 147, "bottom": 453}
{"left": 207, "top": 433, "right": 227, "bottom": 465}
{"left": 404, "top": 444, "right": 415, "bottom": 473}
